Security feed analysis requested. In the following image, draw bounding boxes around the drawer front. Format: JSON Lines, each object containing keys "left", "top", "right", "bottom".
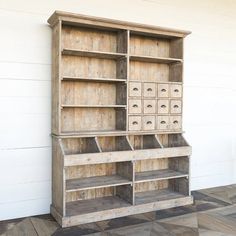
{"left": 143, "top": 100, "right": 156, "bottom": 114}
{"left": 129, "top": 99, "right": 142, "bottom": 114}
{"left": 143, "top": 116, "right": 155, "bottom": 130}
{"left": 170, "top": 116, "right": 182, "bottom": 130}
{"left": 143, "top": 83, "right": 156, "bottom": 98}
{"left": 129, "top": 116, "right": 142, "bottom": 131}
{"left": 157, "top": 116, "right": 169, "bottom": 130}
{"left": 129, "top": 82, "right": 142, "bottom": 97}
{"left": 170, "top": 84, "right": 182, "bottom": 98}
{"left": 170, "top": 100, "right": 182, "bottom": 114}
{"left": 157, "top": 84, "right": 169, "bottom": 98}
{"left": 157, "top": 99, "right": 169, "bottom": 114}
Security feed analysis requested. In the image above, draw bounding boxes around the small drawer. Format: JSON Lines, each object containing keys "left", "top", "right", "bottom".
{"left": 143, "top": 83, "right": 156, "bottom": 98}
{"left": 129, "top": 99, "right": 142, "bottom": 114}
{"left": 170, "top": 116, "right": 182, "bottom": 130}
{"left": 129, "top": 116, "right": 142, "bottom": 131}
{"left": 143, "top": 100, "right": 156, "bottom": 114}
{"left": 170, "top": 84, "right": 182, "bottom": 98}
{"left": 157, "top": 99, "right": 169, "bottom": 114}
{"left": 170, "top": 100, "right": 182, "bottom": 114}
{"left": 143, "top": 116, "right": 155, "bottom": 130}
{"left": 157, "top": 116, "right": 169, "bottom": 130}
{"left": 157, "top": 84, "right": 169, "bottom": 98}
{"left": 129, "top": 82, "right": 142, "bottom": 97}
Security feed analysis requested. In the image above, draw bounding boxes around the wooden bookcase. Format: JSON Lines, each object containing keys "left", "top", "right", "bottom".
{"left": 48, "top": 11, "right": 193, "bottom": 227}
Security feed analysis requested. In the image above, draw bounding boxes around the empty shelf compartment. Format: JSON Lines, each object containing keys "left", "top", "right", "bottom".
{"left": 135, "top": 156, "right": 189, "bottom": 183}
{"left": 66, "top": 195, "right": 131, "bottom": 216}
{"left": 97, "top": 136, "right": 132, "bottom": 152}
{"left": 128, "top": 134, "right": 162, "bottom": 150}
{"left": 65, "top": 162, "right": 133, "bottom": 192}
{"left": 62, "top": 137, "right": 100, "bottom": 155}
{"left": 157, "top": 134, "right": 189, "bottom": 148}
{"left": 135, "top": 177, "right": 189, "bottom": 204}
{"left": 66, "top": 184, "right": 133, "bottom": 216}
{"left": 135, "top": 189, "right": 186, "bottom": 205}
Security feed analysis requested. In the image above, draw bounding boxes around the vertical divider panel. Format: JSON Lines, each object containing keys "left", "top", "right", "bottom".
{"left": 125, "top": 135, "right": 134, "bottom": 150}
{"left": 52, "top": 20, "right": 62, "bottom": 135}
{"left": 126, "top": 30, "right": 130, "bottom": 131}
{"left": 132, "top": 160, "right": 136, "bottom": 205}
{"left": 154, "top": 135, "right": 164, "bottom": 148}
{"left": 94, "top": 137, "right": 102, "bottom": 152}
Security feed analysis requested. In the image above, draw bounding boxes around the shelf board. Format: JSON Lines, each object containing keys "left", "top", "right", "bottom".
{"left": 135, "top": 169, "right": 188, "bottom": 183}
{"left": 62, "top": 104, "right": 126, "bottom": 108}
{"left": 130, "top": 54, "right": 183, "bottom": 64}
{"left": 135, "top": 189, "right": 186, "bottom": 205}
{"left": 55, "top": 130, "right": 184, "bottom": 138}
{"left": 66, "top": 196, "right": 131, "bottom": 216}
{"left": 62, "top": 48, "right": 126, "bottom": 59}
{"left": 66, "top": 175, "right": 132, "bottom": 192}
{"left": 62, "top": 76, "right": 127, "bottom": 83}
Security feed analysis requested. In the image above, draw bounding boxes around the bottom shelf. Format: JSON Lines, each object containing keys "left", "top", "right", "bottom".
{"left": 135, "top": 189, "right": 186, "bottom": 205}
{"left": 66, "top": 196, "right": 131, "bottom": 216}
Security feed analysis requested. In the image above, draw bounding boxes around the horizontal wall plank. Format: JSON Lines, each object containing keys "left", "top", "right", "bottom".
{"left": 0, "top": 198, "right": 51, "bottom": 221}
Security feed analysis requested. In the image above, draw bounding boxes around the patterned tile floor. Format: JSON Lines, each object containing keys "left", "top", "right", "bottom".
{"left": 1, "top": 184, "right": 236, "bottom": 235}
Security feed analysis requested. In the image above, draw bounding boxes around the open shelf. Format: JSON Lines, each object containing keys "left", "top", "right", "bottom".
{"left": 62, "top": 137, "right": 100, "bottom": 155}
{"left": 66, "top": 175, "right": 132, "bottom": 192}
{"left": 158, "top": 133, "right": 189, "bottom": 148}
{"left": 62, "top": 48, "right": 126, "bottom": 60}
{"left": 66, "top": 196, "right": 131, "bottom": 216}
{"left": 128, "top": 135, "right": 162, "bottom": 150}
{"left": 62, "top": 76, "right": 126, "bottom": 83}
{"left": 135, "top": 169, "right": 188, "bottom": 183}
{"left": 62, "top": 104, "right": 126, "bottom": 108}
{"left": 135, "top": 189, "right": 186, "bottom": 205}
{"left": 130, "top": 55, "right": 182, "bottom": 64}
{"left": 97, "top": 136, "right": 132, "bottom": 152}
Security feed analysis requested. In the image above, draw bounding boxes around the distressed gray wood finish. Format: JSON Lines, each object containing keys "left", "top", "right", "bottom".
{"left": 49, "top": 11, "right": 192, "bottom": 227}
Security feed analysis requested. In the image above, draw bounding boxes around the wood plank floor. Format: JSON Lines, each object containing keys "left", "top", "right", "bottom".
{"left": 1, "top": 184, "right": 236, "bottom": 236}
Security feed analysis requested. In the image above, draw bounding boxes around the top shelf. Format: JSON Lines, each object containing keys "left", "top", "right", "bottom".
{"left": 130, "top": 55, "right": 183, "bottom": 64}
{"left": 62, "top": 48, "right": 127, "bottom": 60}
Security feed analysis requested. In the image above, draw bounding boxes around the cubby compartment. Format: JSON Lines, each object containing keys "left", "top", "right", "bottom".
{"left": 97, "top": 136, "right": 132, "bottom": 152}
{"left": 157, "top": 134, "right": 189, "bottom": 148}
{"left": 128, "top": 135, "right": 162, "bottom": 150}
{"left": 135, "top": 177, "right": 189, "bottom": 205}
{"left": 62, "top": 137, "right": 100, "bottom": 155}
{"left": 61, "top": 108, "right": 126, "bottom": 133}
{"left": 135, "top": 157, "right": 189, "bottom": 184}
{"left": 65, "top": 162, "right": 133, "bottom": 192}
{"left": 61, "top": 81, "right": 126, "bottom": 106}
{"left": 129, "top": 33, "right": 183, "bottom": 59}
{"left": 62, "top": 25, "right": 127, "bottom": 54}
{"left": 66, "top": 184, "right": 133, "bottom": 216}
{"left": 62, "top": 55, "right": 127, "bottom": 80}
{"left": 129, "top": 61, "right": 182, "bottom": 83}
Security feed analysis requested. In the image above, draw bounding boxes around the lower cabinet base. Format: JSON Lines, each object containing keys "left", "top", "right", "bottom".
{"left": 51, "top": 195, "right": 193, "bottom": 228}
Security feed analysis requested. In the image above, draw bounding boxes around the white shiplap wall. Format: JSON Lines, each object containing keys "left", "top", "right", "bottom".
{"left": 0, "top": 0, "right": 236, "bottom": 220}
